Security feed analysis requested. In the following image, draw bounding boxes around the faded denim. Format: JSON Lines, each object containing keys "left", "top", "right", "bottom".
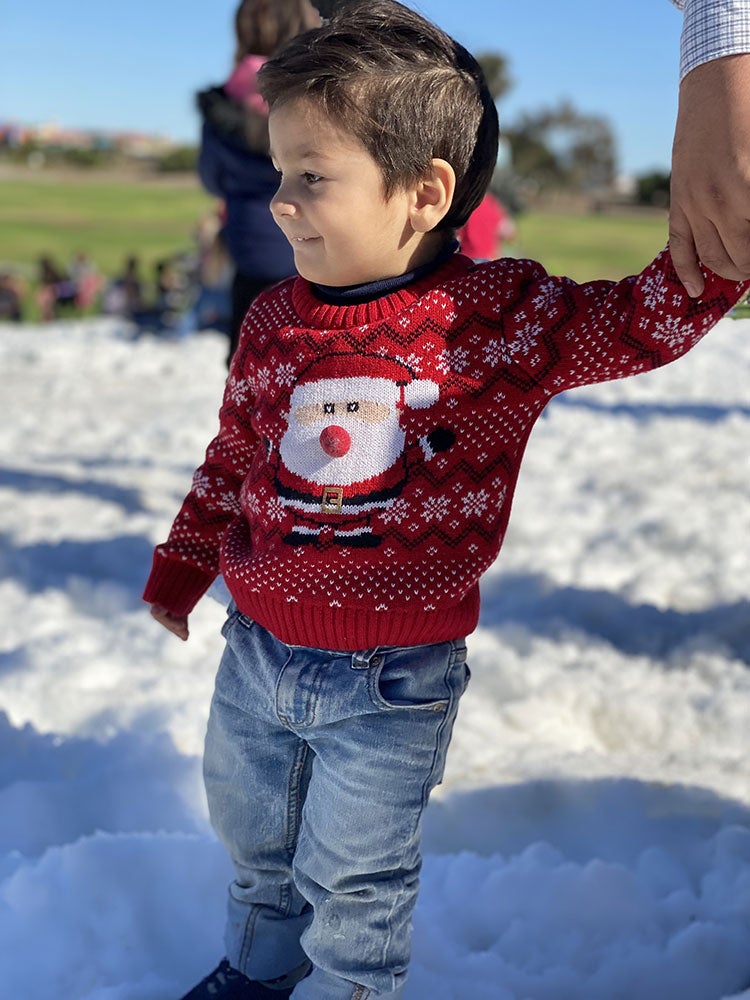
{"left": 203, "top": 604, "right": 469, "bottom": 999}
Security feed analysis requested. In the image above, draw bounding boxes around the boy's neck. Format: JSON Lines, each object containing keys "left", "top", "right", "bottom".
{"left": 312, "top": 238, "right": 460, "bottom": 306}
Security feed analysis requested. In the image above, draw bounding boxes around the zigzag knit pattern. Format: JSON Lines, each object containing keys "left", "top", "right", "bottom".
{"left": 143, "top": 250, "right": 747, "bottom": 650}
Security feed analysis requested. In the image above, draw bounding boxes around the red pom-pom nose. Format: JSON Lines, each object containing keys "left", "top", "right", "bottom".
{"left": 319, "top": 425, "right": 351, "bottom": 457}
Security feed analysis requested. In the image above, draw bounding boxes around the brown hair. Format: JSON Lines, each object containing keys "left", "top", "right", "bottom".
{"left": 257, "top": 0, "right": 499, "bottom": 230}
{"left": 234, "top": 0, "right": 321, "bottom": 61}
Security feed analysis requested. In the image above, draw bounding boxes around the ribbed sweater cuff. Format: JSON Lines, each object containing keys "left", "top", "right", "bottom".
{"left": 142, "top": 550, "right": 216, "bottom": 616}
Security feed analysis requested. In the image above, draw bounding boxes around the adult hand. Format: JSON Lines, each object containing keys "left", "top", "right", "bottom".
{"left": 670, "top": 53, "right": 750, "bottom": 296}
{"left": 150, "top": 604, "right": 190, "bottom": 641}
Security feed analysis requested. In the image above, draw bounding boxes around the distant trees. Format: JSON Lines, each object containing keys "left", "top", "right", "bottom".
{"left": 155, "top": 146, "right": 199, "bottom": 173}
{"left": 504, "top": 101, "right": 616, "bottom": 195}
{"left": 476, "top": 52, "right": 512, "bottom": 102}
{"left": 479, "top": 52, "right": 620, "bottom": 203}
{"left": 634, "top": 170, "right": 671, "bottom": 208}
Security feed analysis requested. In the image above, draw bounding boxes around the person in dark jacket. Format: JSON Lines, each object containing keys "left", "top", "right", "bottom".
{"left": 196, "top": 0, "right": 321, "bottom": 365}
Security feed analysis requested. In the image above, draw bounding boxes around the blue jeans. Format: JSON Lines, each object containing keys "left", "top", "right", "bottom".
{"left": 204, "top": 606, "right": 469, "bottom": 999}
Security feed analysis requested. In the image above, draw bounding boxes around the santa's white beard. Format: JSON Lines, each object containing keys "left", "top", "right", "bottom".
{"left": 279, "top": 416, "right": 406, "bottom": 486}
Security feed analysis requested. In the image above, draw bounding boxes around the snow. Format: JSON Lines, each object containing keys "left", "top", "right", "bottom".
{"left": 1, "top": 315, "right": 749, "bottom": 999}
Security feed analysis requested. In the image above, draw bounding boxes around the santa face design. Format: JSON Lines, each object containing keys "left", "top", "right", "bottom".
{"left": 268, "top": 368, "right": 449, "bottom": 549}
{"left": 280, "top": 376, "right": 407, "bottom": 486}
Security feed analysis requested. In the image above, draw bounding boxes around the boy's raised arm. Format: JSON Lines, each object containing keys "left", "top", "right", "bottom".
{"left": 491, "top": 247, "right": 750, "bottom": 398}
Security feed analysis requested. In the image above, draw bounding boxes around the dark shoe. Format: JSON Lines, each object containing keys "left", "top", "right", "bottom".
{"left": 180, "top": 958, "right": 310, "bottom": 1000}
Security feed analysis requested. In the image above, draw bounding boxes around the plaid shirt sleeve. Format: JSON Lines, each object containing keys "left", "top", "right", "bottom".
{"left": 670, "top": 0, "right": 750, "bottom": 78}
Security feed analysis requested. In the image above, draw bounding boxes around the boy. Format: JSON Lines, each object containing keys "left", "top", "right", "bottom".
{"left": 144, "top": 3, "right": 749, "bottom": 998}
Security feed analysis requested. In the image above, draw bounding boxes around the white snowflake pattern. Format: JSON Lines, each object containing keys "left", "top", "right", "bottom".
{"left": 226, "top": 375, "right": 250, "bottom": 407}
{"left": 421, "top": 495, "right": 450, "bottom": 522}
{"left": 265, "top": 496, "right": 285, "bottom": 522}
{"left": 275, "top": 362, "right": 297, "bottom": 387}
{"left": 380, "top": 498, "right": 411, "bottom": 525}
{"left": 531, "top": 280, "right": 560, "bottom": 313}
{"left": 641, "top": 271, "right": 668, "bottom": 311}
{"left": 434, "top": 350, "right": 451, "bottom": 376}
{"left": 449, "top": 346, "right": 470, "bottom": 372}
{"left": 255, "top": 368, "right": 271, "bottom": 389}
{"left": 483, "top": 338, "right": 512, "bottom": 367}
{"left": 191, "top": 470, "right": 211, "bottom": 497}
{"left": 461, "top": 489, "right": 490, "bottom": 517}
{"left": 651, "top": 316, "right": 695, "bottom": 349}
{"left": 512, "top": 320, "right": 544, "bottom": 357}
{"left": 218, "top": 491, "right": 241, "bottom": 514}
{"left": 244, "top": 490, "right": 261, "bottom": 515}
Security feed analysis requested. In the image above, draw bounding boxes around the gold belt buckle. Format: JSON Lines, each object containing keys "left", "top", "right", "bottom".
{"left": 321, "top": 486, "right": 344, "bottom": 512}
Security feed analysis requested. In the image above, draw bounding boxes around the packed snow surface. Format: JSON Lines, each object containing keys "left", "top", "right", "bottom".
{"left": 1, "top": 316, "right": 749, "bottom": 999}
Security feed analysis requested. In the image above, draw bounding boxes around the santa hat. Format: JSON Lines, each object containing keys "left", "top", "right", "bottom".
{"left": 291, "top": 354, "right": 440, "bottom": 410}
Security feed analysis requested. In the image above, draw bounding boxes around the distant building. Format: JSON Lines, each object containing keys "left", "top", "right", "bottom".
{"left": 0, "top": 119, "right": 182, "bottom": 158}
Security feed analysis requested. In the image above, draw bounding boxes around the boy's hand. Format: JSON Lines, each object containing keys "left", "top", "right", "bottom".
{"left": 670, "top": 54, "right": 750, "bottom": 297}
{"left": 150, "top": 604, "right": 189, "bottom": 641}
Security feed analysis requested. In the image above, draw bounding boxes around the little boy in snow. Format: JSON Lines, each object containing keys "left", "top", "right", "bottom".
{"left": 144, "top": 3, "right": 749, "bottom": 998}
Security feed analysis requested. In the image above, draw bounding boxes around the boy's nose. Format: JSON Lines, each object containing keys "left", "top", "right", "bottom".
{"left": 270, "top": 186, "right": 297, "bottom": 219}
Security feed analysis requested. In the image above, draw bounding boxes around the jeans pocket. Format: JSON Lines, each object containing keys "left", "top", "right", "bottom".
{"left": 366, "top": 640, "right": 466, "bottom": 712}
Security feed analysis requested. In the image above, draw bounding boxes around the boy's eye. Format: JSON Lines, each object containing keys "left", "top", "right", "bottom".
{"left": 303, "top": 172, "right": 322, "bottom": 184}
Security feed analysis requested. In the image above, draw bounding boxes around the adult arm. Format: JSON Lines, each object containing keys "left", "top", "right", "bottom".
{"left": 669, "top": 0, "right": 750, "bottom": 294}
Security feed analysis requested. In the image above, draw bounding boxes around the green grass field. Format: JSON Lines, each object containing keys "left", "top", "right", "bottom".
{"left": 0, "top": 172, "right": 213, "bottom": 281}
{"left": 3, "top": 169, "right": 745, "bottom": 319}
{"left": 512, "top": 210, "right": 669, "bottom": 281}
{"left": 0, "top": 171, "right": 667, "bottom": 281}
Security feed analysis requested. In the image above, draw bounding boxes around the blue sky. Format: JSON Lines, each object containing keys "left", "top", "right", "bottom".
{"left": 2, "top": 0, "right": 682, "bottom": 175}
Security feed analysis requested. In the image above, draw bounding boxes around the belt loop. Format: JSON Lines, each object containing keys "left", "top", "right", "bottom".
{"left": 351, "top": 647, "right": 381, "bottom": 670}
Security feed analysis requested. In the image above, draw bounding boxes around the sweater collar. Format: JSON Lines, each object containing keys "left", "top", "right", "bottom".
{"left": 292, "top": 245, "right": 472, "bottom": 328}
{"left": 312, "top": 238, "right": 460, "bottom": 305}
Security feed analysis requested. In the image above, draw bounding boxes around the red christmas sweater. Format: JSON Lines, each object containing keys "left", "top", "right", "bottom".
{"left": 143, "top": 249, "right": 748, "bottom": 650}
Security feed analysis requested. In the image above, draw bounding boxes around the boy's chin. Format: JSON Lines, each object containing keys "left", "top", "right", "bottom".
{"left": 298, "top": 263, "right": 381, "bottom": 287}
{"left": 298, "top": 266, "right": 348, "bottom": 287}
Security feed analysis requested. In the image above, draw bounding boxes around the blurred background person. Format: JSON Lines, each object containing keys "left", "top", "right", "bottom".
{"left": 68, "top": 251, "right": 104, "bottom": 312}
{"left": 176, "top": 210, "right": 234, "bottom": 338}
{"left": 0, "top": 269, "right": 25, "bottom": 322}
{"left": 102, "top": 254, "right": 146, "bottom": 320}
{"left": 35, "top": 255, "right": 78, "bottom": 321}
{"left": 195, "top": 0, "right": 321, "bottom": 365}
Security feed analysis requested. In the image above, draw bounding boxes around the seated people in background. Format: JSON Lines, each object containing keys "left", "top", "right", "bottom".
{"left": 0, "top": 270, "right": 25, "bottom": 322}
{"left": 68, "top": 251, "right": 104, "bottom": 311}
{"left": 102, "top": 255, "right": 146, "bottom": 319}
{"left": 176, "top": 226, "right": 234, "bottom": 337}
{"left": 36, "top": 255, "right": 78, "bottom": 321}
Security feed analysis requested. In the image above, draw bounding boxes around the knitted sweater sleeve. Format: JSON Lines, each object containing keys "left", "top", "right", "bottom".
{"left": 142, "top": 350, "right": 261, "bottom": 616}
{"left": 493, "top": 247, "right": 748, "bottom": 396}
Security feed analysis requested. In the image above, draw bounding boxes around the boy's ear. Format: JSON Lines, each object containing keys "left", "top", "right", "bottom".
{"left": 410, "top": 158, "right": 456, "bottom": 232}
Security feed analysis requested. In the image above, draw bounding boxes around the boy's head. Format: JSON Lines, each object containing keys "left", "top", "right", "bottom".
{"left": 258, "top": 0, "right": 499, "bottom": 233}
